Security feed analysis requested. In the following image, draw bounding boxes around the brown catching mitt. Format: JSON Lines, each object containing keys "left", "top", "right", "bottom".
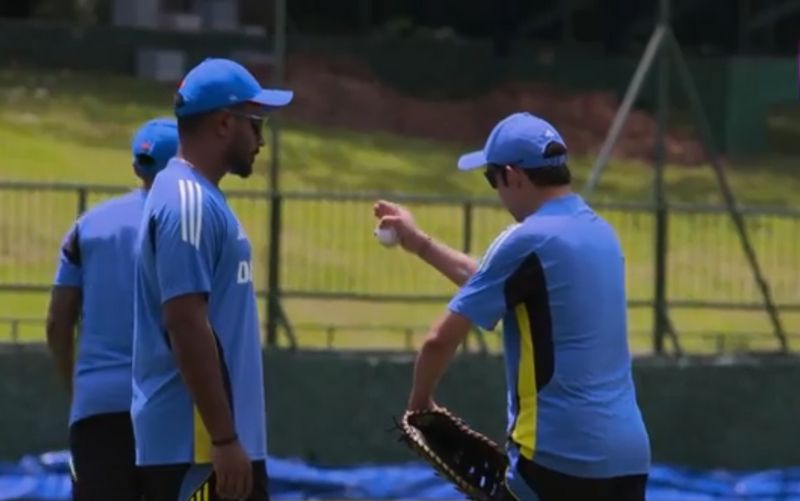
{"left": 396, "top": 407, "right": 509, "bottom": 501}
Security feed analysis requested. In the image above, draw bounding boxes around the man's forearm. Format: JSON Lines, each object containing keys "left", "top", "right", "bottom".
{"left": 46, "top": 325, "right": 74, "bottom": 395}
{"left": 413, "top": 234, "right": 478, "bottom": 287}
{"left": 169, "top": 322, "right": 237, "bottom": 442}
{"left": 408, "top": 332, "right": 461, "bottom": 410}
{"left": 46, "top": 287, "right": 81, "bottom": 396}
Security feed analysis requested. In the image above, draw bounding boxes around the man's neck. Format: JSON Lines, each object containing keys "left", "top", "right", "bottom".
{"left": 537, "top": 186, "right": 572, "bottom": 206}
{"left": 518, "top": 186, "right": 573, "bottom": 220}
{"left": 177, "top": 144, "right": 226, "bottom": 186}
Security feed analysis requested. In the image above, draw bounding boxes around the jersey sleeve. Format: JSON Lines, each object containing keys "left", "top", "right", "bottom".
{"left": 448, "top": 225, "right": 530, "bottom": 331}
{"left": 53, "top": 221, "right": 82, "bottom": 288}
{"left": 151, "top": 179, "right": 221, "bottom": 303}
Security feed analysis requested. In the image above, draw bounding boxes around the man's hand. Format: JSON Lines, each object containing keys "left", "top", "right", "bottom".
{"left": 373, "top": 200, "right": 429, "bottom": 254}
{"left": 373, "top": 199, "right": 478, "bottom": 286}
{"left": 212, "top": 439, "right": 252, "bottom": 500}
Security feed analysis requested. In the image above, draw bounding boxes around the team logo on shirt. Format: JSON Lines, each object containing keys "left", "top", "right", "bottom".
{"left": 237, "top": 260, "right": 253, "bottom": 284}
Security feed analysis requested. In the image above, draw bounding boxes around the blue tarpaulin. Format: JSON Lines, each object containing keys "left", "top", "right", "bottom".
{"left": 2, "top": 451, "right": 800, "bottom": 501}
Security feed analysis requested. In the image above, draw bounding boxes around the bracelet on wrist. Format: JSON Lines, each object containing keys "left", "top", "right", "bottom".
{"left": 211, "top": 433, "right": 238, "bottom": 447}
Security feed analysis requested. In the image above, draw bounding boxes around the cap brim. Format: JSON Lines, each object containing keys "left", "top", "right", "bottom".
{"left": 457, "top": 150, "right": 487, "bottom": 171}
{"left": 251, "top": 89, "right": 294, "bottom": 108}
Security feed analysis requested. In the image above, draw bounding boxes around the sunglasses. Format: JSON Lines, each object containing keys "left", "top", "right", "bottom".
{"left": 226, "top": 109, "right": 268, "bottom": 136}
{"left": 483, "top": 164, "right": 507, "bottom": 189}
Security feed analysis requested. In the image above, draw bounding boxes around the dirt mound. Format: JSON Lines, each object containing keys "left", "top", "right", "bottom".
{"left": 261, "top": 52, "right": 706, "bottom": 166}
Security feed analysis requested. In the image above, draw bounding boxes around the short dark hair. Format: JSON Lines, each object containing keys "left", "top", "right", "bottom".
{"left": 177, "top": 112, "right": 211, "bottom": 137}
{"left": 174, "top": 90, "right": 214, "bottom": 137}
{"left": 134, "top": 154, "right": 155, "bottom": 169}
{"left": 522, "top": 142, "right": 571, "bottom": 187}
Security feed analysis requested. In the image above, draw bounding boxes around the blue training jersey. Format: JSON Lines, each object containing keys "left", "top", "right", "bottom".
{"left": 448, "top": 193, "right": 650, "bottom": 479}
{"left": 53, "top": 189, "right": 147, "bottom": 425}
{"left": 132, "top": 159, "right": 265, "bottom": 465}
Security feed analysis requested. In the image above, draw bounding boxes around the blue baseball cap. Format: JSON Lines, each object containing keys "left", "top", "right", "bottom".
{"left": 131, "top": 117, "right": 178, "bottom": 178}
{"left": 174, "top": 58, "right": 293, "bottom": 117}
{"left": 457, "top": 112, "right": 567, "bottom": 171}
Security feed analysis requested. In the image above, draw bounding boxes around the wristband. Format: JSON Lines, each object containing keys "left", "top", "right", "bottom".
{"left": 211, "top": 433, "right": 238, "bottom": 447}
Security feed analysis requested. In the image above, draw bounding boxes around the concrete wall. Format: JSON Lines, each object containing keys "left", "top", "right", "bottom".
{"left": 2, "top": 346, "right": 800, "bottom": 470}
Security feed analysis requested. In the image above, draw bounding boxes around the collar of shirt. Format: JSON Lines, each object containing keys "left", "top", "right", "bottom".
{"left": 528, "top": 193, "right": 587, "bottom": 218}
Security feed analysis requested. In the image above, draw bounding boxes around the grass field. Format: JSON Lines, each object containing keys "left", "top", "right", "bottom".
{"left": 1, "top": 66, "right": 799, "bottom": 353}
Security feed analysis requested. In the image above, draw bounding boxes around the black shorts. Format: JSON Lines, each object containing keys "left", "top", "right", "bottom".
{"left": 139, "top": 460, "right": 269, "bottom": 501}
{"left": 69, "top": 412, "right": 140, "bottom": 501}
{"left": 509, "top": 455, "right": 647, "bottom": 501}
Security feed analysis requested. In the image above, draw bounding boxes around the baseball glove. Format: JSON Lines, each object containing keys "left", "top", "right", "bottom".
{"left": 396, "top": 407, "right": 509, "bottom": 501}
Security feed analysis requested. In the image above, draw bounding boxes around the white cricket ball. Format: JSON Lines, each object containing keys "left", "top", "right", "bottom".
{"left": 374, "top": 226, "right": 399, "bottom": 247}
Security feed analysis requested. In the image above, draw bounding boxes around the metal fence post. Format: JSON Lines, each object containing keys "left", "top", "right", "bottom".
{"left": 77, "top": 187, "right": 88, "bottom": 217}
{"left": 264, "top": 0, "right": 287, "bottom": 348}
{"left": 462, "top": 201, "right": 473, "bottom": 255}
{"left": 462, "top": 201, "right": 479, "bottom": 350}
{"left": 652, "top": 0, "right": 670, "bottom": 354}
{"left": 266, "top": 192, "right": 282, "bottom": 346}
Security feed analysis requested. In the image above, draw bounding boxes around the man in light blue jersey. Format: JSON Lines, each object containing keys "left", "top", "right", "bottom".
{"left": 132, "top": 58, "right": 292, "bottom": 501}
{"left": 374, "top": 112, "right": 650, "bottom": 501}
{"left": 46, "top": 117, "right": 178, "bottom": 501}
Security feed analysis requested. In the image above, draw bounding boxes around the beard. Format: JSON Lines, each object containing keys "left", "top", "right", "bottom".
{"left": 230, "top": 161, "right": 254, "bottom": 178}
{"left": 227, "top": 147, "right": 255, "bottom": 178}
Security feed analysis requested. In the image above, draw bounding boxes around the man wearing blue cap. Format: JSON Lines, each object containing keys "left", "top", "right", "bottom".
{"left": 46, "top": 117, "right": 178, "bottom": 501}
{"left": 132, "top": 58, "right": 292, "bottom": 501}
{"left": 374, "top": 112, "right": 650, "bottom": 501}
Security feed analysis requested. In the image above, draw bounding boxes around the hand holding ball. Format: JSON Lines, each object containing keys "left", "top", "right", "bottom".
{"left": 374, "top": 226, "right": 399, "bottom": 247}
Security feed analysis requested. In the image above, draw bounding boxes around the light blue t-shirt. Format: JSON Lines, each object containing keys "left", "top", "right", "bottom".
{"left": 449, "top": 193, "right": 650, "bottom": 479}
{"left": 53, "top": 189, "right": 147, "bottom": 425}
{"left": 132, "top": 159, "right": 265, "bottom": 465}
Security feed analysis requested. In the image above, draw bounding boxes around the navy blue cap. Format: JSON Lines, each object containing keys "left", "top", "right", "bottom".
{"left": 174, "top": 58, "right": 293, "bottom": 117}
{"left": 131, "top": 117, "right": 178, "bottom": 178}
{"left": 457, "top": 112, "right": 567, "bottom": 171}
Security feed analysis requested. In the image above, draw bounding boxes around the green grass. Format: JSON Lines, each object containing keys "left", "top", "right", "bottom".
{"left": 1, "top": 66, "right": 800, "bottom": 354}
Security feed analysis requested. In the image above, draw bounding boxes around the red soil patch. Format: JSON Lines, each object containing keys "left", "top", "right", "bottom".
{"left": 254, "top": 52, "right": 706, "bottom": 166}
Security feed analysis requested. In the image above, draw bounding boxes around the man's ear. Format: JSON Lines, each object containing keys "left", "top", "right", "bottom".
{"left": 506, "top": 166, "right": 525, "bottom": 188}
{"left": 214, "top": 111, "right": 233, "bottom": 138}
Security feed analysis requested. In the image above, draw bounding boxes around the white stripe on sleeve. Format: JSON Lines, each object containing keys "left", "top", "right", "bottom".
{"left": 477, "top": 223, "right": 520, "bottom": 272}
{"left": 178, "top": 179, "right": 203, "bottom": 249}
{"left": 193, "top": 181, "right": 203, "bottom": 248}
{"left": 179, "top": 179, "right": 188, "bottom": 243}
{"left": 186, "top": 179, "right": 196, "bottom": 248}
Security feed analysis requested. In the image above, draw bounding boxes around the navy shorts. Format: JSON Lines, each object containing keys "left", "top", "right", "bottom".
{"left": 505, "top": 447, "right": 647, "bottom": 501}
{"left": 69, "top": 412, "right": 141, "bottom": 501}
{"left": 139, "top": 460, "right": 269, "bottom": 501}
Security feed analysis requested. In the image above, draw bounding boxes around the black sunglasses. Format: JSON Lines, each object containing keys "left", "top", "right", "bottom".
{"left": 226, "top": 109, "right": 268, "bottom": 136}
{"left": 483, "top": 163, "right": 507, "bottom": 189}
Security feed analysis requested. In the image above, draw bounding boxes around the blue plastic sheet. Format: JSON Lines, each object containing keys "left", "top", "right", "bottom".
{"left": 2, "top": 451, "right": 800, "bottom": 500}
